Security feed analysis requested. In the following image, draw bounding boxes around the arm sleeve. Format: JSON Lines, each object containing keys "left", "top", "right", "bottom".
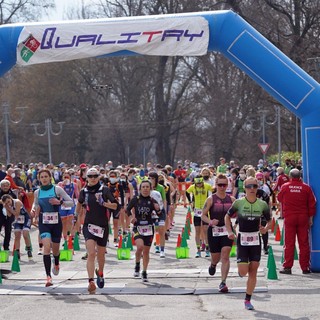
{"left": 31, "top": 189, "right": 39, "bottom": 211}
{"left": 126, "top": 197, "right": 137, "bottom": 216}
{"left": 227, "top": 200, "right": 238, "bottom": 218}
{"left": 55, "top": 186, "right": 74, "bottom": 207}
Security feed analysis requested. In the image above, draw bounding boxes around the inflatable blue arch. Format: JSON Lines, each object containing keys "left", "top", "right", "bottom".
{"left": 1, "top": 10, "right": 320, "bottom": 270}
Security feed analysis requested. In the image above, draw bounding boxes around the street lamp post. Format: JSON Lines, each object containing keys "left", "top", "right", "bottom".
{"left": 31, "top": 118, "right": 65, "bottom": 163}
{"left": 244, "top": 107, "right": 279, "bottom": 162}
{"left": 0, "top": 102, "right": 27, "bottom": 165}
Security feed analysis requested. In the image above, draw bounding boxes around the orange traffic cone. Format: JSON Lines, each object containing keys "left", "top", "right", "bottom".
{"left": 131, "top": 233, "right": 135, "bottom": 246}
{"left": 176, "top": 234, "right": 182, "bottom": 248}
{"left": 118, "top": 235, "right": 123, "bottom": 249}
{"left": 155, "top": 232, "right": 160, "bottom": 246}
{"left": 275, "top": 225, "right": 281, "bottom": 241}
{"left": 68, "top": 235, "right": 73, "bottom": 250}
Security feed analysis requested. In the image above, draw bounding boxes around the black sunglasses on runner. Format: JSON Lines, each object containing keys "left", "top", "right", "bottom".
{"left": 217, "top": 183, "right": 227, "bottom": 187}
{"left": 87, "top": 175, "right": 99, "bottom": 178}
{"left": 245, "top": 184, "right": 258, "bottom": 189}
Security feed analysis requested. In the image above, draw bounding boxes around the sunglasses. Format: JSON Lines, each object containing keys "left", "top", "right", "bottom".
{"left": 87, "top": 175, "right": 99, "bottom": 178}
{"left": 245, "top": 184, "right": 258, "bottom": 189}
{"left": 217, "top": 183, "right": 227, "bottom": 187}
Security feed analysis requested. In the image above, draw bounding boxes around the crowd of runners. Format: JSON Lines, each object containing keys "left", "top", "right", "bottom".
{"left": 0, "top": 156, "right": 312, "bottom": 310}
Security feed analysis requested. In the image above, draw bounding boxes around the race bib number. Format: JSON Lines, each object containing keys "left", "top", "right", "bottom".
{"left": 240, "top": 232, "right": 260, "bottom": 246}
{"left": 212, "top": 225, "right": 228, "bottom": 237}
{"left": 42, "top": 212, "right": 59, "bottom": 224}
{"left": 194, "top": 209, "right": 202, "bottom": 217}
{"left": 88, "top": 224, "right": 105, "bottom": 238}
{"left": 137, "top": 225, "right": 153, "bottom": 236}
{"left": 16, "top": 215, "right": 25, "bottom": 224}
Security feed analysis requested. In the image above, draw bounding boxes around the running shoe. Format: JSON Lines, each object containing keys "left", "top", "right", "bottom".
{"left": 134, "top": 264, "right": 140, "bottom": 278}
{"left": 219, "top": 282, "right": 228, "bottom": 293}
{"left": 155, "top": 246, "right": 160, "bottom": 253}
{"left": 52, "top": 260, "right": 60, "bottom": 276}
{"left": 27, "top": 250, "right": 33, "bottom": 259}
{"left": 37, "top": 248, "right": 43, "bottom": 255}
{"left": 208, "top": 264, "right": 216, "bottom": 276}
{"left": 141, "top": 271, "right": 148, "bottom": 282}
{"left": 160, "top": 251, "right": 165, "bottom": 258}
{"left": 244, "top": 300, "right": 254, "bottom": 310}
{"left": 88, "top": 280, "right": 96, "bottom": 294}
{"left": 113, "top": 240, "right": 119, "bottom": 248}
{"left": 95, "top": 268, "right": 105, "bottom": 289}
{"left": 195, "top": 251, "right": 201, "bottom": 258}
{"left": 81, "top": 253, "right": 88, "bottom": 260}
{"left": 45, "top": 276, "right": 53, "bottom": 287}
{"left": 302, "top": 269, "right": 311, "bottom": 274}
{"left": 205, "top": 251, "right": 210, "bottom": 258}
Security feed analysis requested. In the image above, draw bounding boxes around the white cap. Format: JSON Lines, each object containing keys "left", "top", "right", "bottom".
{"left": 86, "top": 168, "right": 100, "bottom": 176}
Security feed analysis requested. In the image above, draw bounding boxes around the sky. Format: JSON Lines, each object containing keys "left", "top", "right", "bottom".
{"left": 47, "top": 0, "right": 90, "bottom": 21}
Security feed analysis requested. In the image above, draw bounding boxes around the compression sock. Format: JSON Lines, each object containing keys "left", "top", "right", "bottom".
{"left": 43, "top": 254, "right": 51, "bottom": 276}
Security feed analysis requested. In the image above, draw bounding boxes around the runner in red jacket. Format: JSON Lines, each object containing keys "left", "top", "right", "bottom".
{"left": 277, "top": 169, "right": 316, "bottom": 274}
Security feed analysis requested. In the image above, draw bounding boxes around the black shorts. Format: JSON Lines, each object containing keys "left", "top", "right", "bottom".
{"left": 236, "top": 234, "right": 261, "bottom": 263}
{"left": 83, "top": 223, "right": 109, "bottom": 247}
{"left": 133, "top": 226, "right": 154, "bottom": 247}
{"left": 39, "top": 220, "right": 63, "bottom": 244}
{"left": 110, "top": 209, "right": 121, "bottom": 220}
{"left": 207, "top": 227, "right": 233, "bottom": 253}
{"left": 194, "top": 216, "right": 208, "bottom": 227}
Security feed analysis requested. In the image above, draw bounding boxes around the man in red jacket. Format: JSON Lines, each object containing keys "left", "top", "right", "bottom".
{"left": 278, "top": 169, "right": 316, "bottom": 274}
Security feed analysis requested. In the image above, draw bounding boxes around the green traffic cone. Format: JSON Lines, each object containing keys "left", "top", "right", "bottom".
{"left": 267, "top": 246, "right": 278, "bottom": 280}
{"left": 11, "top": 250, "right": 20, "bottom": 272}
{"left": 183, "top": 226, "right": 190, "bottom": 240}
{"left": 267, "top": 246, "right": 273, "bottom": 269}
{"left": 281, "top": 251, "right": 284, "bottom": 264}
{"left": 0, "top": 269, "right": 2, "bottom": 284}
{"left": 280, "top": 226, "right": 284, "bottom": 245}
{"left": 109, "top": 224, "right": 113, "bottom": 235}
{"left": 73, "top": 233, "right": 80, "bottom": 251}
{"left": 126, "top": 233, "right": 133, "bottom": 250}
{"left": 63, "top": 240, "right": 68, "bottom": 250}
{"left": 294, "top": 246, "right": 299, "bottom": 260}
{"left": 122, "top": 236, "right": 128, "bottom": 249}
{"left": 181, "top": 233, "right": 188, "bottom": 248}
{"left": 273, "top": 220, "right": 279, "bottom": 236}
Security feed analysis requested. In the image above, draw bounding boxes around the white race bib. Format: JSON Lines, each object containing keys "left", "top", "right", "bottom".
{"left": 88, "top": 224, "right": 105, "bottom": 238}
{"left": 137, "top": 225, "right": 153, "bottom": 236}
{"left": 212, "top": 225, "right": 228, "bottom": 237}
{"left": 240, "top": 232, "right": 260, "bottom": 246}
{"left": 194, "top": 209, "right": 202, "bottom": 217}
{"left": 42, "top": 212, "right": 59, "bottom": 224}
{"left": 16, "top": 215, "right": 25, "bottom": 224}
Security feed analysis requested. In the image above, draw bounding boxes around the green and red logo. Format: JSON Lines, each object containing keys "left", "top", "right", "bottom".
{"left": 20, "top": 35, "right": 40, "bottom": 63}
